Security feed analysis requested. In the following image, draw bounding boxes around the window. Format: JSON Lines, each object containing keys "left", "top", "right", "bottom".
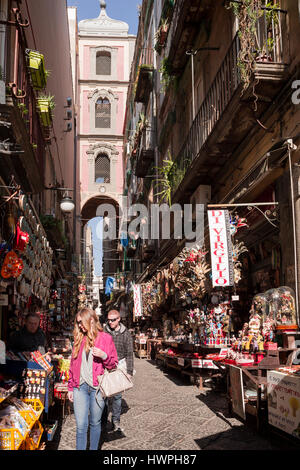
{"left": 96, "top": 51, "right": 111, "bottom": 76}
{"left": 95, "top": 97, "right": 111, "bottom": 128}
{"left": 95, "top": 153, "right": 110, "bottom": 183}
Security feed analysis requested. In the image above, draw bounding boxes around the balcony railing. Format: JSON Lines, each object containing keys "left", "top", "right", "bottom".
{"left": 169, "top": 6, "right": 287, "bottom": 195}
{"left": 3, "top": 8, "right": 47, "bottom": 181}
{"left": 134, "top": 47, "right": 154, "bottom": 104}
{"left": 135, "top": 128, "right": 155, "bottom": 178}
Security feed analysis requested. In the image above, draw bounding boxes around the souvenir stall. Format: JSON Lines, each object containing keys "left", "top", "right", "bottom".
{"left": 132, "top": 242, "right": 242, "bottom": 388}
{"left": 0, "top": 350, "right": 53, "bottom": 450}
{"left": 215, "top": 285, "right": 300, "bottom": 433}
{"left": 0, "top": 190, "right": 62, "bottom": 449}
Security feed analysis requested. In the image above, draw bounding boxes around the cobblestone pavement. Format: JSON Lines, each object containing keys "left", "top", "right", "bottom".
{"left": 47, "top": 358, "right": 298, "bottom": 450}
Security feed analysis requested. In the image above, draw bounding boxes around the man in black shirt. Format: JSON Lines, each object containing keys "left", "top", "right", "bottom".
{"left": 8, "top": 312, "right": 47, "bottom": 354}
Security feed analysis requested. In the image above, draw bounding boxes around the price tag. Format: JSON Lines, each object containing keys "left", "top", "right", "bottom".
{"left": 178, "top": 358, "right": 185, "bottom": 367}
{"left": 191, "top": 359, "right": 202, "bottom": 368}
{"left": 219, "top": 348, "right": 228, "bottom": 357}
{"left": 202, "top": 359, "right": 218, "bottom": 370}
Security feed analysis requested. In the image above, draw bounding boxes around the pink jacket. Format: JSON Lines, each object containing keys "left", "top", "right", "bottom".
{"left": 68, "top": 331, "right": 118, "bottom": 391}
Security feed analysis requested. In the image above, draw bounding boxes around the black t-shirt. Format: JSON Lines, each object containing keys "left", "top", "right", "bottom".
{"left": 8, "top": 327, "right": 46, "bottom": 353}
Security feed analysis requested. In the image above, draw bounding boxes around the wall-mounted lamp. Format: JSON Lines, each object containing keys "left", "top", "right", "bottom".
{"left": 60, "top": 195, "right": 75, "bottom": 213}
{"left": 44, "top": 186, "right": 75, "bottom": 213}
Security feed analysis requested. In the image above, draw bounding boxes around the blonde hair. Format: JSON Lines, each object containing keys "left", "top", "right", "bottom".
{"left": 72, "top": 308, "right": 103, "bottom": 358}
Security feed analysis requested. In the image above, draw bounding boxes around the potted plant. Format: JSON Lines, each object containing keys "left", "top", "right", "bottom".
{"left": 26, "top": 49, "right": 49, "bottom": 90}
{"left": 158, "top": 18, "right": 169, "bottom": 45}
{"left": 37, "top": 94, "right": 55, "bottom": 127}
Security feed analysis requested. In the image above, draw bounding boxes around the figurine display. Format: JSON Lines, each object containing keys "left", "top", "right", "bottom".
{"left": 266, "top": 286, "right": 297, "bottom": 329}
{"left": 198, "top": 302, "right": 231, "bottom": 347}
{"left": 251, "top": 293, "right": 268, "bottom": 320}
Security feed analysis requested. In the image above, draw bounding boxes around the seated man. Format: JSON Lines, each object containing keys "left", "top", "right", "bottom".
{"left": 8, "top": 312, "right": 47, "bottom": 354}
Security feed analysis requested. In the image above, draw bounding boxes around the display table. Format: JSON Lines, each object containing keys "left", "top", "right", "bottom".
{"left": 155, "top": 341, "right": 229, "bottom": 390}
{"left": 224, "top": 348, "right": 299, "bottom": 432}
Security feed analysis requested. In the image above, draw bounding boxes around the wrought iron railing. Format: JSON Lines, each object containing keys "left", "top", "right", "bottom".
{"left": 5, "top": 8, "right": 47, "bottom": 175}
{"left": 169, "top": 6, "right": 287, "bottom": 196}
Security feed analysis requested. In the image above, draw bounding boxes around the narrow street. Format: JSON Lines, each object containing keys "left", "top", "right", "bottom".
{"left": 48, "top": 358, "right": 295, "bottom": 451}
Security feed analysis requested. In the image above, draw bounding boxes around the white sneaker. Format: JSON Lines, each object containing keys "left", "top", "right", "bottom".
{"left": 112, "top": 421, "right": 124, "bottom": 432}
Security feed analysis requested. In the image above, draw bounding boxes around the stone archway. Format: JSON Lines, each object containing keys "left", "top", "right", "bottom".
{"left": 80, "top": 194, "right": 121, "bottom": 301}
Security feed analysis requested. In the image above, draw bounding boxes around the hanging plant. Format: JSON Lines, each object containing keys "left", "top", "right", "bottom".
{"left": 159, "top": 57, "right": 175, "bottom": 92}
{"left": 37, "top": 94, "right": 55, "bottom": 127}
{"left": 154, "top": 151, "right": 175, "bottom": 205}
{"left": 227, "top": 0, "right": 263, "bottom": 91}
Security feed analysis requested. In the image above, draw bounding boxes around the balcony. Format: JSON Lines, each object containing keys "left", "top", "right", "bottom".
{"left": 169, "top": 8, "right": 288, "bottom": 201}
{"left": 0, "top": 10, "right": 47, "bottom": 193}
{"left": 164, "top": 0, "right": 215, "bottom": 73}
{"left": 134, "top": 128, "right": 155, "bottom": 178}
{"left": 134, "top": 48, "right": 154, "bottom": 104}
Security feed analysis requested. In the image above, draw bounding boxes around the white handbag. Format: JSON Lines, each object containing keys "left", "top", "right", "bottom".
{"left": 97, "top": 368, "right": 133, "bottom": 399}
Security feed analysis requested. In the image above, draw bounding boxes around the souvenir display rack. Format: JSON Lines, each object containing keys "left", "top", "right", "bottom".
{"left": 0, "top": 360, "right": 54, "bottom": 413}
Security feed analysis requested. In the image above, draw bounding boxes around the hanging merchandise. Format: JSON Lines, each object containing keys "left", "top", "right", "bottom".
{"left": 2, "top": 201, "right": 16, "bottom": 242}
{"left": 13, "top": 220, "right": 30, "bottom": 252}
{"left": 1, "top": 250, "right": 23, "bottom": 279}
{"left": 172, "top": 245, "right": 210, "bottom": 300}
{"left": 133, "top": 284, "right": 143, "bottom": 318}
{"left": 105, "top": 276, "right": 115, "bottom": 296}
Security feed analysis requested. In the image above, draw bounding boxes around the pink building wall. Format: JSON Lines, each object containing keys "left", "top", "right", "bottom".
{"left": 83, "top": 46, "right": 90, "bottom": 80}
{"left": 117, "top": 47, "right": 124, "bottom": 81}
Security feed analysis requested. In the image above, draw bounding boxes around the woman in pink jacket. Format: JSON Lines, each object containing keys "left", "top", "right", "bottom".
{"left": 68, "top": 307, "right": 118, "bottom": 450}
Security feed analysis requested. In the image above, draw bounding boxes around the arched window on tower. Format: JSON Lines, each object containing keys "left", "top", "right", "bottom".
{"left": 95, "top": 153, "right": 110, "bottom": 183}
{"left": 95, "top": 97, "right": 111, "bottom": 129}
{"left": 96, "top": 51, "right": 111, "bottom": 75}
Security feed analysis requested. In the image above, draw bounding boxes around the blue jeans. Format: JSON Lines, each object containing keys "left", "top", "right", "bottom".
{"left": 73, "top": 382, "right": 105, "bottom": 450}
{"left": 111, "top": 393, "right": 122, "bottom": 424}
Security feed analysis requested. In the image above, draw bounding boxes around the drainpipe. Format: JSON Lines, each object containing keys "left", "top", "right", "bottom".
{"left": 73, "top": 116, "right": 77, "bottom": 255}
{"left": 287, "top": 139, "right": 299, "bottom": 325}
{"left": 153, "top": 0, "right": 160, "bottom": 263}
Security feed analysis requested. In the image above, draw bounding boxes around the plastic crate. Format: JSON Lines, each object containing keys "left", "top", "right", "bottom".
{"left": 0, "top": 428, "right": 24, "bottom": 450}
{"left": 22, "top": 398, "right": 44, "bottom": 419}
{"left": 19, "top": 408, "right": 37, "bottom": 427}
{"left": 25, "top": 420, "right": 43, "bottom": 450}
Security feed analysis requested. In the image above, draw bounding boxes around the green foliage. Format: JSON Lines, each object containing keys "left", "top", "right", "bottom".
{"left": 17, "top": 102, "right": 29, "bottom": 115}
{"left": 38, "top": 94, "right": 56, "bottom": 110}
{"left": 159, "top": 57, "right": 175, "bottom": 92}
{"left": 228, "top": 0, "right": 263, "bottom": 91}
{"left": 154, "top": 150, "right": 185, "bottom": 205}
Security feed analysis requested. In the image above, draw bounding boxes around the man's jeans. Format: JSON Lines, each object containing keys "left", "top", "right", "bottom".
{"left": 111, "top": 393, "right": 122, "bottom": 424}
{"left": 73, "top": 382, "right": 105, "bottom": 450}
